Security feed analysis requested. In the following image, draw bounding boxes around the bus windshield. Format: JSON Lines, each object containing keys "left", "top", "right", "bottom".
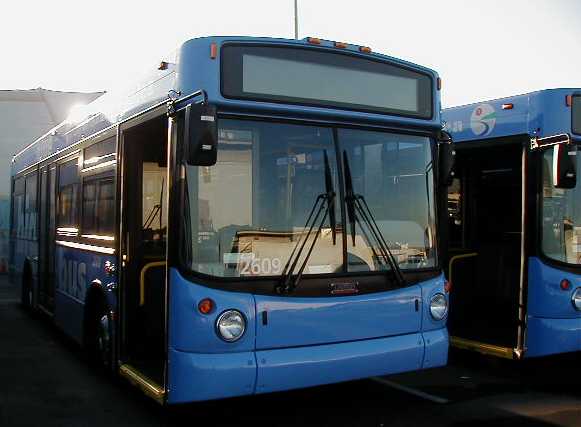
{"left": 541, "top": 147, "right": 581, "bottom": 265}
{"left": 184, "top": 119, "right": 436, "bottom": 278}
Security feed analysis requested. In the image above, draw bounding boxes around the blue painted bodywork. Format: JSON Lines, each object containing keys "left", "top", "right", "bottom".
{"left": 54, "top": 246, "right": 117, "bottom": 344}
{"left": 253, "top": 286, "right": 422, "bottom": 349}
{"left": 442, "top": 89, "right": 581, "bottom": 358}
{"left": 12, "top": 36, "right": 441, "bottom": 176}
{"left": 167, "top": 269, "right": 448, "bottom": 403}
{"left": 11, "top": 36, "right": 448, "bottom": 403}
{"left": 526, "top": 257, "right": 581, "bottom": 357}
{"left": 443, "top": 88, "right": 581, "bottom": 143}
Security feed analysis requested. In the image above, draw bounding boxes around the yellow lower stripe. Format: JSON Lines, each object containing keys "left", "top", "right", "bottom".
{"left": 119, "top": 364, "right": 165, "bottom": 404}
{"left": 450, "top": 336, "right": 515, "bottom": 359}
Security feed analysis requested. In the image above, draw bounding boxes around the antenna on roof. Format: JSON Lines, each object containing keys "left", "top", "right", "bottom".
{"left": 294, "top": 0, "right": 299, "bottom": 39}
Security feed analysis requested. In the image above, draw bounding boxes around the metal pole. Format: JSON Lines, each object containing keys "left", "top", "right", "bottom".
{"left": 294, "top": 0, "right": 299, "bottom": 39}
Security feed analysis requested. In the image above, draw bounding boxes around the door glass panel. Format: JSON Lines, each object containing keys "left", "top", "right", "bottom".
{"left": 541, "top": 148, "right": 581, "bottom": 264}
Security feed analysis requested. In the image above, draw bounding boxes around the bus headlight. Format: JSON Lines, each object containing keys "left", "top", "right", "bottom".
{"left": 216, "top": 310, "right": 246, "bottom": 342}
{"left": 572, "top": 288, "right": 581, "bottom": 311}
{"left": 430, "top": 293, "right": 448, "bottom": 320}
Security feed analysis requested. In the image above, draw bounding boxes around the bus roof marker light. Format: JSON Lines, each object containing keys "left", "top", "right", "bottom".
{"left": 306, "top": 37, "right": 321, "bottom": 45}
{"left": 334, "top": 41, "right": 348, "bottom": 49}
{"left": 437, "top": 78, "right": 442, "bottom": 91}
{"left": 210, "top": 43, "right": 218, "bottom": 59}
{"left": 566, "top": 95, "right": 572, "bottom": 107}
{"left": 359, "top": 46, "right": 372, "bottom": 53}
{"left": 501, "top": 103, "right": 514, "bottom": 110}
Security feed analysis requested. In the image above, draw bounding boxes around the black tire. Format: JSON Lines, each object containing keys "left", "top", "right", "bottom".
{"left": 20, "top": 264, "right": 33, "bottom": 310}
{"left": 86, "top": 300, "right": 115, "bottom": 371}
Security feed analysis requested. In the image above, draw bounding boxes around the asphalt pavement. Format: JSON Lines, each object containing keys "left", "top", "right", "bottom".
{"left": 0, "top": 276, "right": 579, "bottom": 427}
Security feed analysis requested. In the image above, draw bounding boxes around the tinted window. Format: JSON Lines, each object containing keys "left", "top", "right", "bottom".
{"left": 541, "top": 148, "right": 581, "bottom": 265}
{"left": 24, "top": 173, "right": 38, "bottom": 240}
{"left": 84, "top": 137, "right": 116, "bottom": 168}
{"left": 58, "top": 159, "right": 80, "bottom": 233}
{"left": 185, "top": 120, "right": 342, "bottom": 277}
{"left": 11, "top": 177, "right": 25, "bottom": 239}
{"left": 222, "top": 45, "right": 433, "bottom": 119}
{"left": 339, "top": 130, "right": 436, "bottom": 271}
{"left": 573, "top": 95, "right": 581, "bottom": 135}
{"left": 82, "top": 176, "right": 115, "bottom": 236}
{"left": 82, "top": 181, "right": 97, "bottom": 232}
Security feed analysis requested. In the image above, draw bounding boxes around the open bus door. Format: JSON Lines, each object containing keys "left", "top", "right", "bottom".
{"left": 445, "top": 138, "right": 527, "bottom": 359}
{"left": 117, "top": 109, "right": 171, "bottom": 403}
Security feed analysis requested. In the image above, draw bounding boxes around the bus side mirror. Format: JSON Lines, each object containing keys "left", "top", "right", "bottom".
{"left": 553, "top": 144, "right": 577, "bottom": 189}
{"left": 438, "top": 131, "right": 455, "bottom": 186}
{"left": 186, "top": 103, "right": 218, "bottom": 166}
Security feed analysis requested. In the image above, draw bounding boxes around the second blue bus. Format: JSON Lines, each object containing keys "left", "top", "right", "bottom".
{"left": 443, "top": 89, "right": 580, "bottom": 359}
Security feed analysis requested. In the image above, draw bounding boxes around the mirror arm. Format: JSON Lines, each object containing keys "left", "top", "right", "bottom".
{"left": 167, "top": 89, "right": 208, "bottom": 117}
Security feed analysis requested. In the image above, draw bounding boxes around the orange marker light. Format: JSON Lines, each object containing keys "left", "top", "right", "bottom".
{"left": 501, "top": 103, "right": 514, "bottom": 110}
{"left": 566, "top": 95, "right": 572, "bottom": 107}
{"left": 359, "top": 46, "right": 372, "bottom": 53}
{"left": 210, "top": 43, "right": 218, "bottom": 59}
{"left": 437, "top": 78, "right": 442, "bottom": 91}
{"left": 444, "top": 280, "right": 452, "bottom": 293}
{"left": 198, "top": 298, "right": 215, "bottom": 314}
{"left": 158, "top": 61, "right": 169, "bottom": 71}
{"left": 307, "top": 37, "right": 321, "bottom": 45}
{"left": 334, "top": 41, "right": 348, "bottom": 49}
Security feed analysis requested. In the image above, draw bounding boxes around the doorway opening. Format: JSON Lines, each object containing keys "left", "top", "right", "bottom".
{"left": 120, "top": 115, "right": 168, "bottom": 387}
{"left": 446, "top": 139, "right": 524, "bottom": 350}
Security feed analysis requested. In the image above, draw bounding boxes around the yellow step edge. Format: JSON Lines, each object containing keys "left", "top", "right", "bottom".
{"left": 450, "top": 336, "right": 515, "bottom": 359}
{"left": 119, "top": 364, "right": 165, "bottom": 404}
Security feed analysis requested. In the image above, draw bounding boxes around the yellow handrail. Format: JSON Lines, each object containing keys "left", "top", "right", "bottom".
{"left": 448, "top": 252, "right": 478, "bottom": 284}
{"left": 139, "top": 261, "right": 167, "bottom": 306}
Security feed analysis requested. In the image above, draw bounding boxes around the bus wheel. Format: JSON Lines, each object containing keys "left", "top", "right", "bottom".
{"left": 86, "top": 302, "right": 114, "bottom": 371}
{"left": 20, "top": 264, "right": 32, "bottom": 310}
{"left": 96, "top": 313, "right": 113, "bottom": 369}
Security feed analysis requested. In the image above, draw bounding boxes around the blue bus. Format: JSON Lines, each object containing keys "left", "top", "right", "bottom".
{"left": 443, "top": 89, "right": 580, "bottom": 359}
{"left": 10, "top": 36, "right": 452, "bottom": 404}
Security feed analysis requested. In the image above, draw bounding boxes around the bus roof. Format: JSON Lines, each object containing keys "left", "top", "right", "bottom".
{"left": 11, "top": 36, "right": 441, "bottom": 175}
{"left": 442, "top": 88, "right": 581, "bottom": 144}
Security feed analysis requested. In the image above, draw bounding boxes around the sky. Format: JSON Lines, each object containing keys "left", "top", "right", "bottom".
{"left": 1, "top": 0, "right": 580, "bottom": 107}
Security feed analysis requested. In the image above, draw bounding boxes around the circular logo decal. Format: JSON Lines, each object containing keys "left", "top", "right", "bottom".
{"left": 470, "top": 104, "right": 496, "bottom": 136}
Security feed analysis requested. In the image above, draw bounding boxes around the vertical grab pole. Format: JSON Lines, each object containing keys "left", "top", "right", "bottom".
{"left": 294, "top": 0, "right": 299, "bottom": 40}
{"left": 515, "top": 144, "right": 528, "bottom": 359}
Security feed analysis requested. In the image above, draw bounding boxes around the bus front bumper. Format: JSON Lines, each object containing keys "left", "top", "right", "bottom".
{"left": 166, "top": 328, "right": 448, "bottom": 404}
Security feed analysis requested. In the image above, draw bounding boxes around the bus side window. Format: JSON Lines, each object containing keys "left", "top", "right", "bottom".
{"left": 82, "top": 176, "right": 115, "bottom": 237}
{"left": 24, "top": 172, "right": 38, "bottom": 240}
{"left": 11, "top": 177, "right": 25, "bottom": 239}
{"left": 58, "top": 159, "right": 80, "bottom": 235}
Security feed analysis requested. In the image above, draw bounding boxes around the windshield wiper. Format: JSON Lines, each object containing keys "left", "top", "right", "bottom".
{"left": 343, "top": 151, "right": 406, "bottom": 287}
{"left": 277, "top": 151, "right": 336, "bottom": 294}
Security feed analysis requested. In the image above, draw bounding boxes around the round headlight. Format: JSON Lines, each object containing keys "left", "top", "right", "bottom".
{"left": 572, "top": 288, "right": 581, "bottom": 311}
{"left": 216, "top": 310, "right": 246, "bottom": 342}
{"left": 430, "top": 293, "right": 448, "bottom": 320}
